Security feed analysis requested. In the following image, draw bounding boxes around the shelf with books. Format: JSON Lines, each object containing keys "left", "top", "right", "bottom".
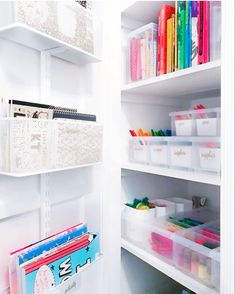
{"left": 122, "top": 60, "right": 220, "bottom": 98}
{"left": 122, "top": 238, "right": 219, "bottom": 294}
{"left": 121, "top": 163, "right": 220, "bottom": 186}
{"left": 0, "top": 24, "right": 102, "bottom": 65}
{"left": 0, "top": 117, "right": 103, "bottom": 177}
{"left": 123, "top": 1, "right": 221, "bottom": 88}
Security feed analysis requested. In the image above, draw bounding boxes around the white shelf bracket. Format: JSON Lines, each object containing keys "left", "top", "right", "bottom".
{"left": 39, "top": 50, "right": 52, "bottom": 238}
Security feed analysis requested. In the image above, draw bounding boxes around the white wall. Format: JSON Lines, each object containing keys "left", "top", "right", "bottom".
{"left": 0, "top": 21, "right": 104, "bottom": 294}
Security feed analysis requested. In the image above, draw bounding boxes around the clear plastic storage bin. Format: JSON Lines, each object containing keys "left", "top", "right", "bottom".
{"left": 174, "top": 221, "right": 220, "bottom": 288}
{"left": 128, "top": 23, "right": 157, "bottom": 82}
{"left": 149, "top": 209, "right": 218, "bottom": 261}
{"left": 169, "top": 108, "right": 220, "bottom": 137}
{"left": 129, "top": 137, "right": 220, "bottom": 173}
{"left": 211, "top": 247, "right": 220, "bottom": 291}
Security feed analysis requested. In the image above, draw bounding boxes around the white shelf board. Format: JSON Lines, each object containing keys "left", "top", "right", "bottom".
{"left": 0, "top": 24, "right": 101, "bottom": 65}
{"left": 122, "top": 1, "right": 175, "bottom": 26}
{"left": 122, "top": 163, "right": 220, "bottom": 186}
{"left": 122, "top": 61, "right": 221, "bottom": 98}
{"left": 122, "top": 239, "right": 218, "bottom": 294}
{"left": 0, "top": 162, "right": 101, "bottom": 178}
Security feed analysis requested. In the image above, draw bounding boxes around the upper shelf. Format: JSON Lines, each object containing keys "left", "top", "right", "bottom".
{"left": 122, "top": 60, "right": 221, "bottom": 98}
{"left": 122, "top": 163, "right": 220, "bottom": 186}
{"left": 0, "top": 24, "right": 102, "bottom": 65}
{"left": 122, "top": 1, "right": 175, "bottom": 28}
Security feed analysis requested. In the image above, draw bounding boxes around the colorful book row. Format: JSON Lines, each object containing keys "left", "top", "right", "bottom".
{"left": 129, "top": 1, "right": 221, "bottom": 82}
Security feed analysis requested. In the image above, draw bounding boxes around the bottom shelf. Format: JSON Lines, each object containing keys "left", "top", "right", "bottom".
{"left": 121, "top": 238, "right": 218, "bottom": 294}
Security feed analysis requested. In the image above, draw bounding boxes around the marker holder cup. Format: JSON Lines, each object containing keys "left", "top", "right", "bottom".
{"left": 122, "top": 205, "right": 155, "bottom": 247}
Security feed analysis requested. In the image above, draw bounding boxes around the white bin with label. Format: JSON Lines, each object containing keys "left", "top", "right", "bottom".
{"left": 195, "top": 139, "right": 221, "bottom": 173}
{"left": 169, "top": 108, "right": 220, "bottom": 137}
{"left": 170, "top": 141, "right": 194, "bottom": 169}
{"left": 195, "top": 108, "right": 220, "bottom": 137}
{"left": 129, "top": 139, "right": 149, "bottom": 164}
{"left": 169, "top": 111, "right": 195, "bottom": 136}
{"left": 149, "top": 139, "right": 169, "bottom": 167}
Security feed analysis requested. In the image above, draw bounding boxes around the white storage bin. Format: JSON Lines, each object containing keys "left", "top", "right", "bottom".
{"left": 149, "top": 139, "right": 169, "bottom": 167}
{"left": 169, "top": 111, "right": 195, "bottom": 136}
{"left": 0, "top": 118, "right": 103, "bottom": 174}
{"left": 169, "top": 108, "right": 220, "bottom": 137}
{"left": 0, "top": 1, "right": 100, "bottom": 55}
{"left": 174, "top": 221, "right": 220, "bottom": 287}
{"left": 122, "top": 205, "right": 155, "bottom": 246}
{"left": 128, "top": 23, "right": 157, "bottom": 82}
{"left": 195, "top": 140, "right": 221, "bottom": 173}
{"left": 129, "top": 138, "right": 149, "bottom": 164}
{"left": 195, "top": 108, "right": 220, "bottom": 136}
{"left": 169, "top": 142, "right": 194, "bottom": 169}
{"left": 166, "top": 197, "right": 192, "bottom": 213}
{"left": 153, "top": 199, "right": 176, "bottom": 218}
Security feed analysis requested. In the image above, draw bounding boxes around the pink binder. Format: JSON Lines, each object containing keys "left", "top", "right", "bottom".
{"left": 130, "top": 38, "right": 137, "bottom": 81}
{"left": 198, "top": 1, "right": 210, "bottom": 64}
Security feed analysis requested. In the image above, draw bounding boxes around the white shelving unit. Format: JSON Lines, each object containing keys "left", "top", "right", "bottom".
{"left": 121, "top": 1, "right": 234, "bottom": 294}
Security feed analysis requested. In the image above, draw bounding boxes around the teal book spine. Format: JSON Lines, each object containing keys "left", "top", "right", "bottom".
{"left": 178, "top": 1, "right": 186, "bottom": 69}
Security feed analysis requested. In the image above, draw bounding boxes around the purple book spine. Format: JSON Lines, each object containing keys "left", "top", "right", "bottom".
{"left": 192, "top": 1, "right": 198, "bottom": 17}
{"left": 191, "top": 1, "right": 198, "bottom": 66}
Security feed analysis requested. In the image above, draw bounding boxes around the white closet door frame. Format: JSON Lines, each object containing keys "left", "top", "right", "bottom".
{"left": 221, "top": 0, "right": 235, "bottom": 293}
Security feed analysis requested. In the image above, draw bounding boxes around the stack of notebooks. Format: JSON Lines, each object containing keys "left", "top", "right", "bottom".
{"left": 9, "top": 224, "right": 100, "bottom": 294}
{"left": 129, "top": 1, "right": 221, "bottom": 81}
{"left": 8, "top": 100, "right": 96, "bottom": 122}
